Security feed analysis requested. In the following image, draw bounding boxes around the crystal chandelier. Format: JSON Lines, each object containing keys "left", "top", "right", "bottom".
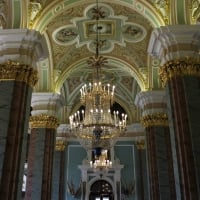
{"left": 69, "top": 0, "right": 127, "bottom": 150}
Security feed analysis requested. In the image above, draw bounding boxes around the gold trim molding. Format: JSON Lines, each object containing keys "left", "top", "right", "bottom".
{"left": 160, "top": 59, "right": 200, "bottom": 87}
{"left": 56, "top": 140, "right": 66, "bottom": 151}
{"left": 141, "top": 113, "right": 168, "bottom": 128}
{"left": 30, "top": 114, "right": 59, "bottom": 129}
{"left": 0, "top": 60, "right": 38, "bottom": 88}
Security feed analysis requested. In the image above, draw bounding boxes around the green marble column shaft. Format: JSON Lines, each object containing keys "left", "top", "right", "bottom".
{"left": 167, "top": 76, "right": 200, "bottom": 199}
{"left": 145, "top": 125, "right": 176, "bottom": 200}
{"left": 160, "top": 59, "right": 200, "bottom": 200}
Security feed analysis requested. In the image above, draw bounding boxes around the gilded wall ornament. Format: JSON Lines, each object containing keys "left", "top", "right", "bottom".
{"left": 30, "top": 114, "right": 59, "bottom": 129}
{"left": 159, "top": 59, "right": 200, "bottom": 87}
{"left": 141, "top": 113, "right": 168, "bottom": 128}
{"left": 0, "top": 60, "right": 38, "bottom": 88}
{"left": 56, "top": 140, "right": 66, "bottom": 151}
{"left": 136, "top": 140, "right": 146, "bottom": 150}
{"left": 150, "top": 0, "right": 169, "bottom": 24}
{"left": 191, "top": 0, "right": 200, "bottom": 23}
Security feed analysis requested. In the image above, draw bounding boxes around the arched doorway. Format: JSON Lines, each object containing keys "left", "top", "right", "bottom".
{"left": 89, "top": 180, "right": 114, "bottom": 200}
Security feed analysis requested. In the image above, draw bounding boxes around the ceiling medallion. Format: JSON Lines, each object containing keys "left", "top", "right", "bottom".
{"left": 52, "top": 3, "right": 146, "bottom": 53}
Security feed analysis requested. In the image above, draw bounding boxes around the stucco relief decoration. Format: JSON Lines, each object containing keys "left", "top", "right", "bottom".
{"left": 52, "top": 3, "right": 146, "bottom": 53}
{"left": 0, "top": 0, "right": 6, "bottom": 29}
{"left": 29, "top": 0, "right": 43, "bottom": 27}
{"left": 150, "top": 0, "right": 169, "bottom": 24}
{"left": 191, "top": 0, "right": 200, "bottom": 23}
{"left": 55, "top": 27, "right": 78, "bottom": 43}
{"left": 122, "top": 23, "right": 145, "bottom": 43}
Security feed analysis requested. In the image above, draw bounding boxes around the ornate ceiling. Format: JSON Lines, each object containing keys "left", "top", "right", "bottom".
{"left": 2, "top": 0, "right": 200, "bottom": 124}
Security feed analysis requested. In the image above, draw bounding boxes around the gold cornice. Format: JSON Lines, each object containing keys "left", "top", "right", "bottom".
{"left": 159, "top": 59, "right": 200, "bottom": 87}
{"left": 0, "top": 61, "right": 38, "bottom": 88}
{"left": 56, "top": 140, "right": 66, "bottom": 151}
{"left": 141, "top": 113, "right": 168, "bottom": 128}
{"left": 136, "top": 140, "right": 145, "bottom": 150}
{"left": 30, "top": 114, "right": 59, "bottom": 129}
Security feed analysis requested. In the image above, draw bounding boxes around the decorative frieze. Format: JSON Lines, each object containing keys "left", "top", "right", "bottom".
{"left": 141, "top": 113, "right": 168, "bottom": 128}
{"left": 30, "top": 114, "right": 59, "bottom": 129}
{"left": 0, "top": 60, "right": 38, "bottom": 87}
{"left": 160, "top": 58, "right": 200, "bottom": 87}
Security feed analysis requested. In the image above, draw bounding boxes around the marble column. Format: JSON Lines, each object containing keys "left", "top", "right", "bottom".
{"left": 52, "top": 139, "right": 66, "bottom": 200}
{"left": 25, "top": 114, "right": 59, "bottom": 200}
{"left": 135, "top": 140, "right": 148, "bottom": 200}
{"left": 0, "top": 29, "right": 48, "bottom": 200}
{"left": 135, "top": 91, "right": 176, "bottom": 200}
{"left": 148, "top": 25, "right": 200, "bottom": 200}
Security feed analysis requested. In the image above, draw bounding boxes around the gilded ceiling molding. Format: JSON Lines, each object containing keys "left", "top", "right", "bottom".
{"left": 189, "top": 0, "right": 200, "bottom": 24}
{"left": 0, "top": 60, "right": 38, "bottom": 88}
{"left": 159, "top": 58, "right": 200, "bottom": 87}
{"left": 141, "top": 113, "right": 169, "bottom": 128}
{"left": 31, "top": 0, "right": 164, "bottom": 32}
{"left": 55, "top": 140, "right": 66, "bottom": 151}
{"left": 149, "top": 0, "right": 170, "bottom": 25}
{"left": 30, "top": 114, "right": 59, "bottom": 129}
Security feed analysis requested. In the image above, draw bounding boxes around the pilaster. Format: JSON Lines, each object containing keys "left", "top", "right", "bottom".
{"left": 135, "top": 140, "right": 148, "bottom": 200}
{"left": 52, "top": 139, "right": 66, "bottom": 200}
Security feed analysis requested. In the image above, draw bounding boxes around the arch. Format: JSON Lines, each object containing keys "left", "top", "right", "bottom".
{"left": 55, "top": 56, "right": 146, "bottom": 93}
{"left": 87, "top": 177, "right": 115, "bottom": 200}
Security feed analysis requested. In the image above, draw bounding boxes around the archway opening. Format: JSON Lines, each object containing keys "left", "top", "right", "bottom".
{"left": 89, "top": 180, "right": 114, "bottom": 200}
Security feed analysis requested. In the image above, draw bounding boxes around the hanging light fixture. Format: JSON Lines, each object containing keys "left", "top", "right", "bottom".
{"left": 69, "top": 0, "right": 127, "bottom": 150}
{"left": 90, "top": 148, "right": 112, "bottom": 170}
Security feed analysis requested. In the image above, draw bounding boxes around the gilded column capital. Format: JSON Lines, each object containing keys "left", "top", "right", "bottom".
{"left": 141, "top": 113, "right": 168, "bottom": 128}
{"left": 55, "top": 140, "right": 66, "bottom": 151}
{"left": 136, "top": 140, "right": 146, "bottom": 150}
{"left": 160, "top": 58, "right": 200, "bottom": 87}
{"left": 30, "top": 114, "right": 59, "bottom": 129}
{"left": 0, "top": 60, "right": 38, "bottom": 88}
